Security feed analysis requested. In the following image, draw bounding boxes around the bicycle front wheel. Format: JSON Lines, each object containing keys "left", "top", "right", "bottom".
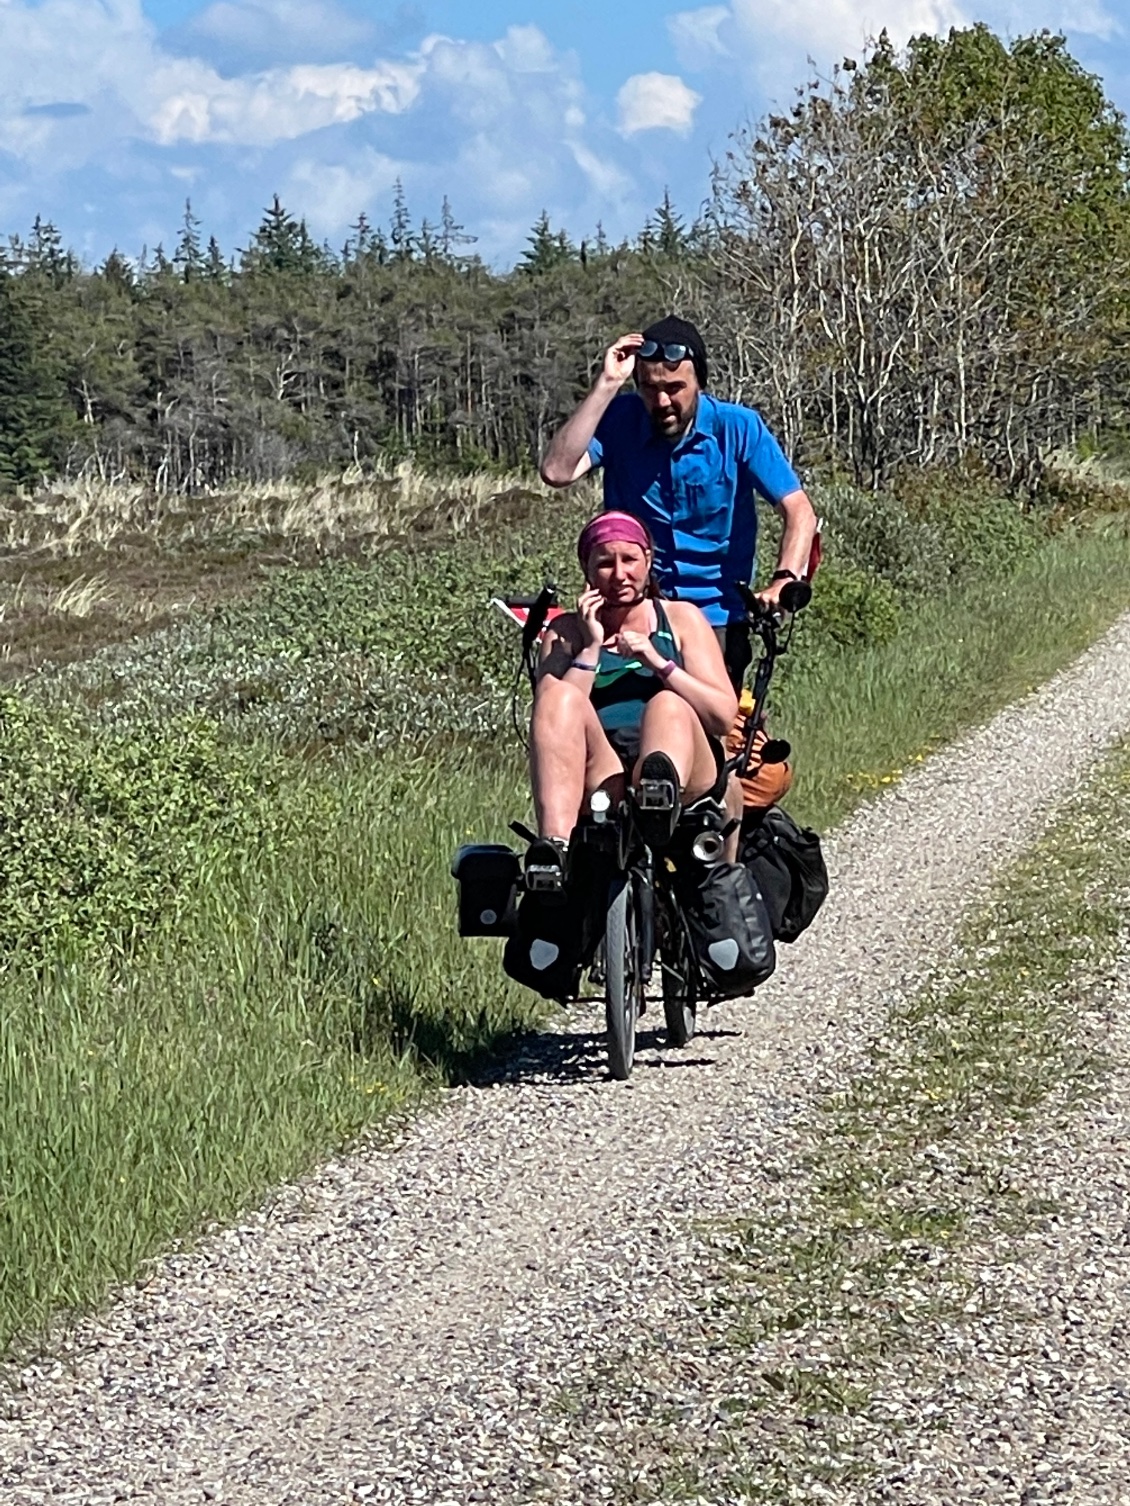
{"left": 660, "top": 898, "right": 697, "bottom": 1047}
{"left": 604, "top": 873, "right": 642, "bottom": 1080}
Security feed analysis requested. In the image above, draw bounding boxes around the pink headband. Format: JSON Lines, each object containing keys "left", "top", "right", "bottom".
{"left": 577, "top": 511, "right": 651, "bottom": 565}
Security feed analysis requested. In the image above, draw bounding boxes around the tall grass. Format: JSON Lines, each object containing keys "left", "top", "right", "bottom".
{"left": 0, "top": 750, "right": 535, "bottom": 1352}
{"left": 0, "top": 461, "right": 575, "bottom": 558}
{"left": 779, "top": 524, "right": 1130, "bottom": 830}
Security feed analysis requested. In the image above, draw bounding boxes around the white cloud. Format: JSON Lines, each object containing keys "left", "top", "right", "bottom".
{"left": 670, "top": 0, "right": 965, "bottom": 76}
{"left": 570, "top": 142, "right": 632, "bottom": 197}
{"left": 180, "top": 0, "right": 374, "bottom": 62}
{"left": 667, "top": 6, "right": 732, "bottom": 70}
{"left": 287, "top": 149, "right": 403, "bottom": 228}
{"left": 0, "top": 1, "right": 654, "bottom": 261}
{"left": 617, "top": 72, "right": 702, "bottom": 136}
{"left": 495, "top": 23, "right": 559, "bottom": 72}
{"left": 669, "top": 0, "right": 1121, "bottom": 85}
{"left": 148, "top": 60, "right": 421, "bottom": 146}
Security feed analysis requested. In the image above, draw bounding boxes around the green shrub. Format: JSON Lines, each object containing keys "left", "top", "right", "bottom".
{"left": 811, "top": 481, "right": 955, "bottom": 596}
{"left": 0, "top": 694, "right": 279, "bottom": 964}
{"left": 903, "top": 472, "right": 1038, "bottom": 583}
{"left": 812, "top": 472, "right": 1040, "bottom": 599}
{"left": 800, "top": 560, "right": 901, "bottom": 649}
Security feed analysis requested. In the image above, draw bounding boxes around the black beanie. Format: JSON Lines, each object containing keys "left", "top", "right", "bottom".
{"left": 641, "top": 314, "right": 708, "bottom": 388}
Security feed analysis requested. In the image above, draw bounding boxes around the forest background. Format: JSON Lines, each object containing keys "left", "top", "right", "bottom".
{"left": 3, "top": 24, "right": 1129, "bottom": 498}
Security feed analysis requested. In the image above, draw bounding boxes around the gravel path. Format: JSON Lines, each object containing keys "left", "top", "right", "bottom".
{"left": 6, "top": 614, "right": 1130, "bottom": 1505}
{"left": 858, "top": 961, "right": 1130, "bottom": 1505}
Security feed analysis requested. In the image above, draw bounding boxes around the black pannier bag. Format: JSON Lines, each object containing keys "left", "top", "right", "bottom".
{"left": 501, "top": 838, "right": 616, "bottom": 1002}
{"left": 682, "top": 861, "right": 776, "bottom": 1000}
{"left": 450, "top": 844, "right": 521, "bottom": 937}
{"left": 740, "top": 806, "right": 828, "bottom": 943}
{"left": 503, "top": 890, "right": 585, "bottom": 1001}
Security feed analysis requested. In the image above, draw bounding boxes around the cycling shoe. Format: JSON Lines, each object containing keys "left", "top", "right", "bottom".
{"left": 524, "top": 835, "right": 570, "bottom": 894}
{"left": 632, "top": 751, "right": 681, "bottom": 850}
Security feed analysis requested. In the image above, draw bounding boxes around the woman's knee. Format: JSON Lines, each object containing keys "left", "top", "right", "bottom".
{"left": 640, "top": 689, "right": 695, "bottom": 735}
{"left": 532, "top": 675, "right": 587, "bottom": 730}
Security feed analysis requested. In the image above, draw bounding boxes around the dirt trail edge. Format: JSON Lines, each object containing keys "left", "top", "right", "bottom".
{"left": 6, "top": 615, "right": 1130, "bottom": 1506}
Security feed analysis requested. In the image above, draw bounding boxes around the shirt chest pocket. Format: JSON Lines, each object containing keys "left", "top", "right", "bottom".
{"left": 674, "top": 474, "right": 731, "bottom": 540}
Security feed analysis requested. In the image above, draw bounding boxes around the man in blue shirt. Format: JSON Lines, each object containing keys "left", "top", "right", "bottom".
{"left": 540, "top": 315, "right": 817, "bottom": 689}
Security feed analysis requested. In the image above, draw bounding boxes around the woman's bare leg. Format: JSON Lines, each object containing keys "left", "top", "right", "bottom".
{"left": 530, "top": 678, "right": 623, "bottom": 840}
{"left": 634, "top": 691, "right": 719, "bottom": 801}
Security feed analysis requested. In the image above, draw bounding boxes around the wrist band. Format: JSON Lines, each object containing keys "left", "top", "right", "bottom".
{"left": 571, "top": 658, "right": 598, "bottom": 672}
{"left": 656, "top": 658, "right": 678, "bottom": 681}
{"left": 770, "top": 568, "right": 799, "bottom": 583}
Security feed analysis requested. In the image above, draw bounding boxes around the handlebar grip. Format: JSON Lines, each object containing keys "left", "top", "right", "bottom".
{"left": 734, "top": 580, "right": 760, "bottom": 616}
{"left": 734, "top": 577, "right": 812, "bottom": 621}
{"left": 521, "top": 582, "right": 558, "bottom": 655}
{"left": 779, "top": 579, "right": 812, "bottom": 614}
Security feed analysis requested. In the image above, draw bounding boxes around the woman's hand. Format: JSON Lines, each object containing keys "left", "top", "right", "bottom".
{"left": 577, "top": 587, "right": 604, "bottom": 649}
{"left": 613, "top": 627, "right": 666, "bottom": 670}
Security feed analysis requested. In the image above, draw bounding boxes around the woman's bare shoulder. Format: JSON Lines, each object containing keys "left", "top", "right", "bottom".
{"left": 663, "top": 599, "right": 712, "bottom": 634}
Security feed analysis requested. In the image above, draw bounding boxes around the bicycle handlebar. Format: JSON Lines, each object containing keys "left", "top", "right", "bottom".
{"left": 521, "top": 582, "right": 558, "bottom": 658}
{"left": 730, "top": 575, "right": 811, "bottom": 780}
{"left": 736, "top": 577, "right": 812, "bottom": 625}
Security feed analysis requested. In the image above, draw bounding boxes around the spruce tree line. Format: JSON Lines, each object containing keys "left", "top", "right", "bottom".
{"left": 0, "top": 25, "right": 1127, "bottom": 494}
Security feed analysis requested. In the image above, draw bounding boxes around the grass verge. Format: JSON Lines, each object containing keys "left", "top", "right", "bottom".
{"left": 778, "top": 520, "right": 1130, "bottom": 829}
{"left": 0, "top": 748, "right": 535, "bottom": 1355}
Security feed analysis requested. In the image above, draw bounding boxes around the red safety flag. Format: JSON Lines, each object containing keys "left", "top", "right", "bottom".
{"left": 490, "top": 598, "right": 567, "bottom": 635}
{"left": 804, "top": 520, "right": 824, "bottom": 581}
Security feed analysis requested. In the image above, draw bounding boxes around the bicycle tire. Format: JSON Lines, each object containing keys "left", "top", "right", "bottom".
{"left": 661, "top": 897, "right": 697, "bottom": 1047}
{"left": 605, "top": 873, "right": 641, "bottom": 1080}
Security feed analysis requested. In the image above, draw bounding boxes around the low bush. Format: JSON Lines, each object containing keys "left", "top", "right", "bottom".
{"left": 0, "top": 695, "right": 280, "bottom": 964}
{"left": 799, "top": 561, "right": 901, "bottom": 649}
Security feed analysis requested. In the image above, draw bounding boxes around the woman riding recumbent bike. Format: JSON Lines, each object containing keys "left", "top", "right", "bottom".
{"left": 451, "top": 511, "right": 822, "bottom": 1080}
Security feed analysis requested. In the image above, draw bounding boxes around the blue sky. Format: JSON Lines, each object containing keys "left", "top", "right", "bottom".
{"left": 0, "top": 0, "right": 1126, "bottom": 268}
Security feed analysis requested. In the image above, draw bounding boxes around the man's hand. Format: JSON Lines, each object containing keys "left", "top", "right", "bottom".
{"left": 753, "top": 578, "right": 791, "bottom": 613}
{"left": 540, "top": 334, "right": 642, "bottom": 487}
{"left": 601, "top": 333, "right": 644, "bottom": 389}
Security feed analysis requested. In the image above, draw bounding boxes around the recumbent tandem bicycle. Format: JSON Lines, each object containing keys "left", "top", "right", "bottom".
{"left": 451, "top": 578, "right": 826, "bottom": 1081}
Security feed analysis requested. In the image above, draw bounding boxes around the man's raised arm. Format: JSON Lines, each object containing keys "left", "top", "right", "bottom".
{"left": 540, "top": 333, "right": 642, "bottom": 488}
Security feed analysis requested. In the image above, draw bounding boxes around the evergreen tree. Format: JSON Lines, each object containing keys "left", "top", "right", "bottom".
{"left": 173, "top": 200, "right": 204, "bottom": 283}
{"left": 652, "top": 189, "right": 689, "bottom": 257}
{"left": 204, "top": 236, "right": 229, "bottom": 283}
{"left": 390, "top": 179, "right": 415, "bottom": 263}
{"left": 520, "top": 211, "right": 575, "bottom": 274}
{"left": 98, "top": 249, "right": 135, "bottom": 291}
{"left": 27, "top": 217, "right": 75, "bottom": 285}
{"left": 243, "top": 196, "right": 323, "bottom": 275}
{"left": 439, "top": 197, "right": 477, "bottom": 263}
{"left": 0, "top": 274, "right": 68, "bottom": 487}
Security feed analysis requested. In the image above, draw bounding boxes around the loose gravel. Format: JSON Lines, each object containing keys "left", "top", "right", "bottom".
{"left": 854, "top": 959, "right": 1130, "bottom": 1506}
{"left": 6, "top": 613, "right": 1130, "bottom": 1505}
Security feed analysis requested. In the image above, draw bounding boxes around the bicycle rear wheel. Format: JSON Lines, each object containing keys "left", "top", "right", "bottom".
{"left": 661, "top": 898, "right": 698, "bottom": 1047}
{"left": 605, "top": 873, "right": 642, "bottom": 1080}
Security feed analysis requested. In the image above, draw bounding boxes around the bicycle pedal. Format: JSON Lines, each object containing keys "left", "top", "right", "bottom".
{"left": 637, "top": 778, "right": 677, "bottom": 811}
{"left": 525, "top": 865, "right": 565, "bottom": 893}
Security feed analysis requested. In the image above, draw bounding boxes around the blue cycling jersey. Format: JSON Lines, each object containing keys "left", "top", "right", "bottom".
{"left": 587, "top": 391, "right": 801, "bottom": 626}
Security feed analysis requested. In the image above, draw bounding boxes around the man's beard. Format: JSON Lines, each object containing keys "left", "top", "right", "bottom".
{"left": 650, "top": 398, "right": 696, "bottom": 442}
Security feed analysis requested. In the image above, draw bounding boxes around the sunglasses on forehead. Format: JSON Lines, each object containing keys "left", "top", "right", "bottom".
{"left": 637, "top": 339, "right": 693, "bottom": 363}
